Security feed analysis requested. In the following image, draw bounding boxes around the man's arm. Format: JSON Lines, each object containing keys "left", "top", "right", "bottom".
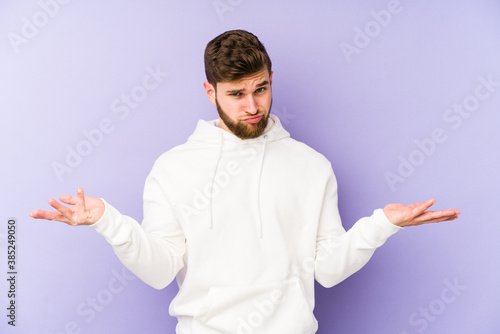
{"left": 30, "top": 169, "right": 186, "bottom": 289}
{"left": 314, "top": 170, "right": 459, "bottom": 288}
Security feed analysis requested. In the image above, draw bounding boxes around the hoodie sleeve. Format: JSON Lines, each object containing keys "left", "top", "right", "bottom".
{"left": 91, "top": 164, "right": 186, "bottom": 290}
{"left": 314, "top": 169, "right": 401, "bottom": 288}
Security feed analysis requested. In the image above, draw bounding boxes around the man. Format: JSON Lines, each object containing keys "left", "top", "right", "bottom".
{"left": 31, "top": 30, "right": 459, "bottom": 333}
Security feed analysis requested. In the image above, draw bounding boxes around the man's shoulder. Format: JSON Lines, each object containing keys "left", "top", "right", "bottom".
{"left": 153, "top": 140, "right": 198, "bottom": 165}
{"left": 282, "top": 137, "right": 330, "bottom": 162}
{"left": 274, "top": 137, "right": 333, "bottom": 175}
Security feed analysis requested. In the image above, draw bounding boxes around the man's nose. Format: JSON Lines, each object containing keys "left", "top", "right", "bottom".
{"left": 244, "top": 95, "right": 258, "bottom": 114}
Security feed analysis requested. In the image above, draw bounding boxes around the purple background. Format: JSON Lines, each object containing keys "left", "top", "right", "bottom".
{"left": 1, "top": 0, "right": 499, "bottom": 333}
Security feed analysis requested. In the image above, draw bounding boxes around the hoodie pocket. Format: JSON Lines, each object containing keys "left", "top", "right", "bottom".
{"left": 192, "top": 277, "right": 317, "bottom": 334}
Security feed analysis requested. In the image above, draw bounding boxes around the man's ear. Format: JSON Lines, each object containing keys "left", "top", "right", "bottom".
{"left": 270, "top": 71, "right": 273, "bottom": 86}
{"left": 203, "top": 81, "right": 216, "bottom": 105}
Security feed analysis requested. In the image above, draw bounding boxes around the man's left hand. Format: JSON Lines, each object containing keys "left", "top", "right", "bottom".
{"left": 383, "top": 199, "right": 460, "bottom": 227}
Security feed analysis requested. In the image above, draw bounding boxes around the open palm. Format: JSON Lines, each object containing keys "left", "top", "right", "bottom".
{"left": 383, "top": 199, "right": 460, "bottom": 227}
{"left": 30, "top": 187, "right": 105, "bottom": 226}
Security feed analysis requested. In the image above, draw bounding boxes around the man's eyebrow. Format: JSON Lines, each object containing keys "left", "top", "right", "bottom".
{"left": 256, "top": 80, "right": 269, "bottom": 87}
{"left": 226, "top": 88, "right": 244, "bottom": 94}
{"left": 225, "top": 80, "right": 270, "bottom": 94}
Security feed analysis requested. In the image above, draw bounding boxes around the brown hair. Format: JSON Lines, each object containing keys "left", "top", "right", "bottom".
{"left": 204, "top": 30, "right": 272, "bottom": 87}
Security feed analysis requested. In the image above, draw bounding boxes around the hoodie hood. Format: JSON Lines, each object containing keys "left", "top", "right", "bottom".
{"left": 187, "top": 113, "right": 290, "bottom": 144}
{"left": 186, "top": 114, "right": 290, "bottom": 238}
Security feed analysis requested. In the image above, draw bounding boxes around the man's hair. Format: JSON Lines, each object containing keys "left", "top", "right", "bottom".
{"left": 204, "top": 30, "right": 272, "bottom": 87}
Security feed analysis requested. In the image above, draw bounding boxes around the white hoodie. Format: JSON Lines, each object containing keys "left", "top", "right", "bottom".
{"left": 92, "top": 114, "right": 401, "bottom": 333}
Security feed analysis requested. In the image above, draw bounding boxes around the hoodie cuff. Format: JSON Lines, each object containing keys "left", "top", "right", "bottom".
{"left": 363, "top": 208, "right": 402, "bottom": 245}
{"left": 91, "top": 199, "right": 124, "bottom": 243}
{"left": 90, "top": 198, "right": 108, "bottom": 227}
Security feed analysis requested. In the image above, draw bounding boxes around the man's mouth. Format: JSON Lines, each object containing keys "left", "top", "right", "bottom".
{"left": 242, "top": 115, "right": 262, "bottom": 124}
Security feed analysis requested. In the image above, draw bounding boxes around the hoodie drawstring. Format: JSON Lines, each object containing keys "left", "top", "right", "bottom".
{"left": 208, "top": 131, "right": 268, "bottom": 238}
{"left": 256, "top": 136, "right": 268, "bottom": 238}
{"left": 209, "top": 131, "right": 224, "bottom": 229}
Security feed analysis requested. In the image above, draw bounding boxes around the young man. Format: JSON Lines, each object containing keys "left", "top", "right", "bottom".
{"left": 31, "top": 30, "right": 459, "bottom": 333}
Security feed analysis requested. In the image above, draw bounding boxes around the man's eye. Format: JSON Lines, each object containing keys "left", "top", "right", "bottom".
{"left": 255, "top": 87, "right": 265, "bottom": 93}
{"left": 229, "top": 92, "right": 241, "bottom": 97}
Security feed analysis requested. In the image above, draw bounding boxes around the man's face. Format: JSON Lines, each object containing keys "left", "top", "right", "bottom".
{"left": 204, "top": 69, "right": 273, "bottom": 139}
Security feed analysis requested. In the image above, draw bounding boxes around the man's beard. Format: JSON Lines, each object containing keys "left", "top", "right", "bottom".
{"left": 216, "top": 98, "right": 272, "bottom": 139}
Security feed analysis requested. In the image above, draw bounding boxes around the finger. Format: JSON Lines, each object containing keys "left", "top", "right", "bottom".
{"left": 419, "top": 209, "right": 460, "bottom": 221}
{"left": 415, "top": 214, "right": 459, "bottom": 226}
{"left": 77, "top": 187, "right": 86, "bottom": 209}
{"left": 59, "top": 187, "right": 86, "bottom": 209}
{"left": 441, "top": 209, "right": 460, "bottom": 216}
{"left": 410, "top": 199, "right": 436, "bottom": 218}
{"left": 47, "top": 198, "right": 73, "bottom": 219}
{"left": 74, "top": 187, "right": 89, "bottom": 220}
{"left": 30, "top": 209, "right": 69, "bottom": 223}
{"left": 59, "top": 195, "right": 77, "bottom": 205}
{"left": 407, "top": 202, "right": 425, "bottom": 209}
{"left": 415, "top": 209, "right": 460, "bottom": 224}
{"left": 421, "top": 198, "right": 436, "bottom": 211}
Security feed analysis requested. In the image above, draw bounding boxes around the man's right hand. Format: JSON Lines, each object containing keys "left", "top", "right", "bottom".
{"left": 30, "top": 187, "right": 105, "bottom": 226}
